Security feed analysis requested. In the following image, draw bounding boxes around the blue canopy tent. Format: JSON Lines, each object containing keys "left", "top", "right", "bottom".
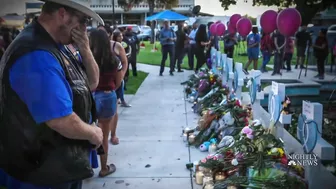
{"left": 145, "top": 10, "right": 188, "bottom": 52}
{"left": 145, "top": 10, "right": 188, "bottom": 21}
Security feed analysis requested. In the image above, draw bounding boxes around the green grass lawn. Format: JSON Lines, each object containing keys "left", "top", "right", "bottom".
{"left": 138, "top": 41, "right": 274, "bottom": 70}
{"left": 125, "top": 71, "right": 148, "bottom": 95}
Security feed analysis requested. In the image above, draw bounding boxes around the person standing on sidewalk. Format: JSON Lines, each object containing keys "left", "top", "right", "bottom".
{"left": 313, "top": 28, "right": 329, "bottom": 80}
{"left": 259, "top": 31, "right": 273, "bottom": 72}
{"left": 295, "top": 26, "right": 312, "bottom": 69}
{"left": 284, "top": 36, "right": 294, "bottom": 72}
{"left": 0, "top": 1, "right": 103, "bottom": 188}
{"left": 272, "top": 29, "right": 286, "bottom": 76}
{"left": 174, "top": 22, "right": 187, "bottom": 72}
{"left": 223, "top": 33, "right": 238, "bottom": 59}
{"left": 244, "top": 27, "right": 261, "bottom": 74}
{"left": 159, "top": 20, "right": 176, "bottom": 76}
{"left": 188, "top": 22, "right": 198, "bottom": 70}
{"left": 125, "top": 26, "right": 139, "bottom": 77}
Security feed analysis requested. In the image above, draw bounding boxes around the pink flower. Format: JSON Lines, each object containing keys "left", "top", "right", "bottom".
{"left": 206, "top": 155, "right": 213, "bottom": 159}
{"left": 212, "top": 156, "right": 218, "bottom": 160}
{"left": 246, "top": 134, "right": 254, "bottom": 139}
{"left": 216, "top": 154, "right": 224, "bottom": 159}
{"left": 242, "top": 127, "right": 253, "bottom": 135}
{"left": 201, "top": 158, "right": 207, "bottom": 163}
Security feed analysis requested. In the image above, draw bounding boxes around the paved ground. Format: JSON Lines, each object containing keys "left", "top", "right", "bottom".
{"left": 83, "top": 64, "right": 202, "bottom": 189}
{"left": 83, "top": 63, "right": 332, "bottom": 189}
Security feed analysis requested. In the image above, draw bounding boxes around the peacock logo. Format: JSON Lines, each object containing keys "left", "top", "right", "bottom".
{"left": 288, "top": 160, "right": 297, "bottom": 166}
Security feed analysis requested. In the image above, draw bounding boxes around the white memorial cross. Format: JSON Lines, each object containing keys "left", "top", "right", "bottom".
{"left": 250, "top": 70, "right": 264, "bottom": 104}
{"left": 234, "top": 62, "right": 244, "bottom": 100}
{"left": 227, "top": 58, "right": 234, "bottom": 91}
{"left": 221, "top": 54, "right": 227, "bottom": 86}
{"left": 301, "top": 101, "right": 335, "bottom": 160}
{"left": 268, "top": 81, "right": 285, "bottom": 124}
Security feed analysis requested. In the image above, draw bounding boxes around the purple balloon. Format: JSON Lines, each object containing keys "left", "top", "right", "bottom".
{"left": 260, "top": 10, "right": 278, "bottom": 34}
{"left": 229, "top": 14, "right": 242, "bottom": 28}
{"left": 209, "top": 23, "right": 218, "bottom": 35}
{"left": 216, "top": 23, "right": 226, "bottom": 36}
{"left": 198, "top": 79, "right": 209, "bottom": 93}
{"left": 277, "top": 8, "right": 301, "bottom": 36}
{"left": 228, "top": 23, "right": 236, "bottom": 34}
{"left": 236, "top": 18, "right": 252, "bottom": 37}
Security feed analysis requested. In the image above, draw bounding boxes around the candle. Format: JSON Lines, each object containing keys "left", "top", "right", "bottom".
{"left": 204, "top": 181, "right": 214, "bottom": 189}
{"left": 182, "top": 133, "right": 188, "bottom": 142}
{"left": 188, "top": 134, "right": 195, "bottom": 143}
{"left": 203, "top": 175, "right": 213, "bottom": 187}
{"left": 215, "top": 172, "right": 226, "bottom": 181}
{"left": 208, "top": 144, "right": 217, "bottom": 154}
{"left": 195, "top": 171, "right": 204, "bottom": 185}
{"left": 227, "top": 186, "right": 237, "bottom": 189}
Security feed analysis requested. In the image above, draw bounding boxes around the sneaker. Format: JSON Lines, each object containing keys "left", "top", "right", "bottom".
{"left": 177, "top": 69, "right": 184, "bottom": 72}
{"left": 314, "top": 74, "right": 319, "bottom": 78}
{"left": 169, "top": 71, "right": 174, "bottom": 76}
{"left": 121, "top": 103, "right": 132, "bottom": 107}
{"left": 159, "top": 73, "right": 163, "bottom": 76}
{"left": 243, "top": 68, "right": 249, "bottom": 75}
{"left": 271, "top": 72, "right": 276, "bottom": 76}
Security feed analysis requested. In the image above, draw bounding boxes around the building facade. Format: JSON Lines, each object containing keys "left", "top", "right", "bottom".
{"left": 90, "top": 0, "right": 195, "bottom": 25}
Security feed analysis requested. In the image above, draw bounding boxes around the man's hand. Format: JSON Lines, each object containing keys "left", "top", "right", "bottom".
{"left": 89, "top": 126, "right": 103, "bottom": 148}
{"left": 71, "top": 28, "right": 90, "bottom": 52}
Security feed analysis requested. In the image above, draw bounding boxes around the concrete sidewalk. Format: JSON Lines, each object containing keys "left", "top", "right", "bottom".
{"left": 83, "top": 64, "right": 200, "bottom": 189}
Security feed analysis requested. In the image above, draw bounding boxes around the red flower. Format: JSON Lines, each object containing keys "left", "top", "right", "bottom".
{"left": 235, "top": 100, "right": 241, "bottom": 106}
{"left": 280, "top": 156, "right": 288, "bottom": 165}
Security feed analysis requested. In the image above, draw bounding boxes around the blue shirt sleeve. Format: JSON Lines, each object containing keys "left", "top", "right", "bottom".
{"left": 9, "top": 50, "right": 73, "bottom": 124}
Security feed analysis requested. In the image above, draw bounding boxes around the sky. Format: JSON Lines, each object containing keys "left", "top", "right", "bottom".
{"left": 0, "top": 0, "right": 278, "bottom": 18}
{"left": 195, "top": 0, "right": 278, "bottom": 17}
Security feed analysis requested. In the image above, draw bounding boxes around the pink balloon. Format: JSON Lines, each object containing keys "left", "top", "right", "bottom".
{"left": 216, "top": 20, "right": 221, "bottom": 24}
{"left": 277, "top": 8, "right": 302, "bottom": 36}
{"left": 216, "top": 23, "right": 226, "bottom": 36}
{"left": 236, "top": 18, "right": 252, "bottom": 37}
{"left": 209, "top": 23, "right": 218, "bottom": 35}
{"left": 228, "top": 23, "right": 236, "bottom": 34}
{"left": 229, "top": 14, "right": 242, "bottom": 28}
{"left": 260, "top": 10, "right": 278, "bottom": 34}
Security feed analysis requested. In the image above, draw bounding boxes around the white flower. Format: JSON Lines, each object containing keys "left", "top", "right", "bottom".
{"left": 231, "top": 159, "right": 239, "bottom": 166}
{"left": 271, "top": 148, "right": 278, "bottom": 153}
{"left": 252, "top": 119, "right": 261, "bottom": 126}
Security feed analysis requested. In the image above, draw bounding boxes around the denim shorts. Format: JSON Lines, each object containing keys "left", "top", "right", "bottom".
{"left": 93, "top": 91, "right": 117, "bottom": 119}
{"left": 247, "top": 48, "right": 259, "bottom": 59}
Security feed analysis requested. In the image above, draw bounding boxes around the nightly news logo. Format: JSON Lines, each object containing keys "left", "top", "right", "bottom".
{"left": 287, "top": 154, "right": 318, "bottom": 166}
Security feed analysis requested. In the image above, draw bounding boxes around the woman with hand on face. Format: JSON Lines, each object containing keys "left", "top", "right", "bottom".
{"left": 194, "top": 24, "right": 210, "bottom": 73}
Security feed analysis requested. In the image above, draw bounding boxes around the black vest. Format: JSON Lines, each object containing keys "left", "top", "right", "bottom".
{"left": 0, "top": 19, "right": 95, "bottom": 186}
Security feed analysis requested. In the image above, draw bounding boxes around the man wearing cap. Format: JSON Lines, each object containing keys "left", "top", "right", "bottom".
{"left": 159, "top": 20, "right": 176, "bottom": 76}
{"left": 0, "top": 0, "right": 104, "bottom": 188}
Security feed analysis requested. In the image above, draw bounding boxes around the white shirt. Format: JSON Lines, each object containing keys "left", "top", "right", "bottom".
{"left": 189, "top": 29, "right": 198, "bottom": 44}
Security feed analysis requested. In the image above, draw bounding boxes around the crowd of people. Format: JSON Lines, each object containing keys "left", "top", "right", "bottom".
{"left": 157, "top": 20, "right": 333, "bottom": 80}
{"left": 0, "top": 1, "right": 140, "bottom": 189}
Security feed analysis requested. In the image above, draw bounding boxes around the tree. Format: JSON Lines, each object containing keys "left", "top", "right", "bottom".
{"left": 119, "top": 0, "right": 179, "bottom": 43}
{"left": 218, "top": 0, "right": 336, "bottom": 26}
{"left": 243, "top": 14, "right": 257, "bottom": 25}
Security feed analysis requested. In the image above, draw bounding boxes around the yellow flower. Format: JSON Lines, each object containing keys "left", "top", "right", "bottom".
{"left": 277, "top": 148, "right": 284, "bottom": 157}
{"left": 267, "top": 151, "right": 272, "bottom": 155}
